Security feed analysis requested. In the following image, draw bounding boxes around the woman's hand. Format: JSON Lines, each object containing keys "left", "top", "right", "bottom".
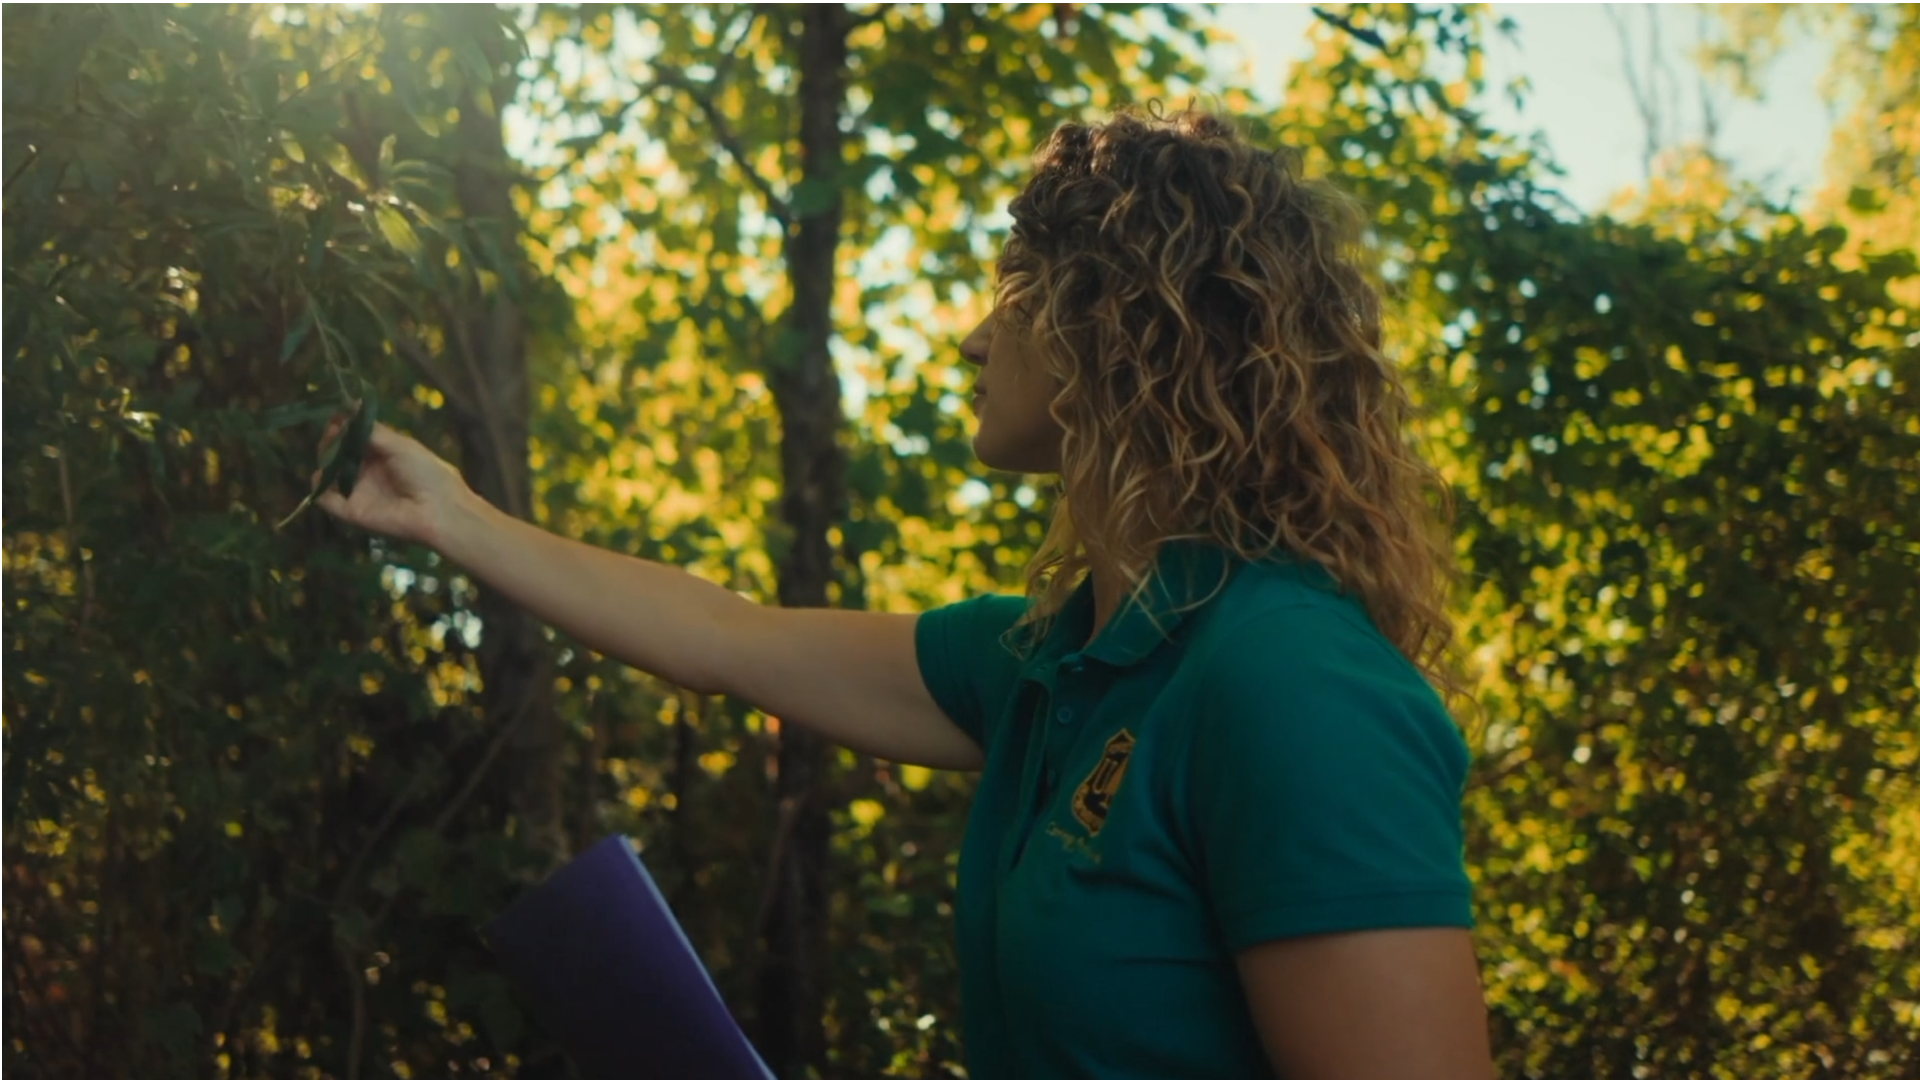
{"left": 310, "top": 416, "right": 474, "bottom": 549}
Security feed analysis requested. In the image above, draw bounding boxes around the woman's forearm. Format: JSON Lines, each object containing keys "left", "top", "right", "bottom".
{"left": 430, "top": 493, "right": 746, "bottom": 695}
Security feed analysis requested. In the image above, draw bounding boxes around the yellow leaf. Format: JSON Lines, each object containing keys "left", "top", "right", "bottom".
{"left": 849, "top": 799, "right": 885, "bottom": 829}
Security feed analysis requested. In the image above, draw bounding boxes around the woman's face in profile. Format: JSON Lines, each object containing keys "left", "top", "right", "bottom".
{"left": 959, "top": 307, "right": 1064, "bottom": 475}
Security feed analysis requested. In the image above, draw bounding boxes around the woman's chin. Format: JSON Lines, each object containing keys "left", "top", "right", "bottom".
{"left": 971, "top": 431, "right": 1018, "bottom": 473}
{"left": 971, "top": 432, "right": 1054, "bottom": 475}
{"left": 970, "top": 432, "right": 1006, "bottom": 471}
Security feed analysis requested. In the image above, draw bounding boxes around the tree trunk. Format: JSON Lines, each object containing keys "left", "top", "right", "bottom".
{"left": 445, "top": 8, "right": 567, "bottom": 871}
{"left": 758, "top": 6, "right": 849, "bottom": 1077}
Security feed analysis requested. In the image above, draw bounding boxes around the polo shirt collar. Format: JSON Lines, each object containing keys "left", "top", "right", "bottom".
{"left": 1049, "top": 538, "right": 1237, "bottom": 669}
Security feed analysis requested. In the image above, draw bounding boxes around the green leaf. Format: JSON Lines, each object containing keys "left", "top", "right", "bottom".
{"left": 477, "top": 977, "right": 526, "bottom": 1047}
{"left": 335, "top": 394, "right": 378, "bottom": 499}
{"left": 4, "top": 308, "right": 30, "bottom": 364}
{"left": 141, "top": 1002, "right": 202, "bottom": 1064}
{"left": 330, "top": 905, "right": 373, "bottom": 951}
{"left": 454, "top": 40, "right": 494, "bottom": 86}
{"left": 192, "top": 927, "right": 242, "bottom": 975}
{"left": 246, "top": 63, "right": 280, "bottom": 118}
{"left": 305, "top": 209, "right": 331, "bottom": 270}
{"left": 279, "top": 307, "right": 313, "bottom": 364}
{"left": 374, "top": 205, "right": 423, "bottom": 258}
{"left": 394, "top": 827, "right": 447, "bottom": 889}
{"left": 259, "top": 401, "right": 337, "bottom": 433}
{"left": 273, "top": 394, "right": 374, "bottom": 530}
{"left": 847, "top": 450, "right": 889, "bottom": 502}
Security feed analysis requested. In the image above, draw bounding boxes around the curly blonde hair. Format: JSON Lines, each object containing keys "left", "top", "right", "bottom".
{"left": 996, "top": 107, "right": 1466, "bottom": 707}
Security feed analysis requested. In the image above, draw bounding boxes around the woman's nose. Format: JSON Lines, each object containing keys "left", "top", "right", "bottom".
{"left": 959, "top": 314, "right": 994, "bottom": 366}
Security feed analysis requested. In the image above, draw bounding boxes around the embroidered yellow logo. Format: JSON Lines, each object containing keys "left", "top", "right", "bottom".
{"left": 1072, "top": 729, "right": 1136, "bottom": 836}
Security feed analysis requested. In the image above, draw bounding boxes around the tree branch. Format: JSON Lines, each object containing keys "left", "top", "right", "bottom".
{"left": 329, "top": 743, "right": 446, "bottom": 915}
{"left": 368, "top": 684, "right": 543, "bottom": 936}
{"left": 543, "top": 9, "right": 785, "bottom": 221}
{"left": 1607, "top": 3, "right": 1661, "bottom": 180}
{"left": 340, "top": 944, "right": 370, "bottom": 1080}
{"left": 394, "top": 333, "right": 480, "bottom": 419}
{"left": 3, "top": 145, "right": 40, "bottom": 196}
{"left": 1050, "top": 4, "right": 1076, "bottom": 40}
{"left": 1312, "top": 6, "right": 1388, "bottom": 51}
{"left": 56, "top": 448, "right": 97, "bottom": 636}
{"left": 331, "top": 687, "right": 541, "bottom": 1080}
{"left": 424, "top": 683, "right": 539, "bottom": 840}
{"left": 713, "top": 6, "right": 767, "bottom": 85}
{"left": 5, "top": 926, "right": 91, "bottom": 1065}
{"left": 655, "top": 63, "right": 793, "bottom": 230}
{"left": 754, "top": 793, "right": 801, "bottom": 938}
{"left": 433, "top": 295, "right": 526, "bottom": 520}
{"left": 537, "top": 87, "right": 665, "bottom": 185}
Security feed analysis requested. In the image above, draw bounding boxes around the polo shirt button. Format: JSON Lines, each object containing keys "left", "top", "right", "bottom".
{"left": 1055, "top": 708, "right": 1075, "bottom": 724}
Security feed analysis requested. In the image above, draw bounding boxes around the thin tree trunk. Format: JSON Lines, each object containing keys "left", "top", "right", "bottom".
{"left": 758, "top": 6, "right": 850, "bottom": 1077}
{"left": 445, "top": 7, "right": 567, "bottom": 871}
{"left": 669, "top": 690, "right": 702, "bottom": 905}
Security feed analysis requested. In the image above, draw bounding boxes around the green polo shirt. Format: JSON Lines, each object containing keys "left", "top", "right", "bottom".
{"left": 914, "top": 540, "right": 1474, "bottom": 1079}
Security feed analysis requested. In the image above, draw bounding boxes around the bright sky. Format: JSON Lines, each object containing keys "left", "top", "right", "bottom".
{"left": 1207, "top": 3, "right": 1838, "bottom": 212}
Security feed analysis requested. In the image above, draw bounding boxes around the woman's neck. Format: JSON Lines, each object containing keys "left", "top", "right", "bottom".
{"left": 1066, "top": 492, "right": 1122, "bottom": 647}
{"left": 1065, "top": 484, "right": 1156, "bottom": 649}
{"left": 1086, "top": 564, "right": 1124, "bottom": 648}
{"left": 1081, "top": 528, "right": 1131, "bottom": 648}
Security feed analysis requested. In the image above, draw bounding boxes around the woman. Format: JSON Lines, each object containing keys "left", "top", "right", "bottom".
{"left": 315, "top": 109, "right": 1494, "bottom": 1079}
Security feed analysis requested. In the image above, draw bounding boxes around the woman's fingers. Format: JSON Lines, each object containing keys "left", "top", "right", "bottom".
{"left": 365, "top": 421, "right": 410, "bottom": 454}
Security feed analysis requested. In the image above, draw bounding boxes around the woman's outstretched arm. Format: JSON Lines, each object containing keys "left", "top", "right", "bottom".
{"left": 435, "top": 494, "right": 983, "bottom": 770}
{"left": 317, "top": 420, "right": 983, "bottom": 770}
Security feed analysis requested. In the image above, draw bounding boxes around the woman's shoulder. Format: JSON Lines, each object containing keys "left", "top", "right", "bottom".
{"left": 1182, "top": 559, "right": 1469, "bottom": 779}
{"left": 1196, "top": 557, "right": 1434, "bottom": 696}
{"left": 1212, "top": 556, "right": 1379, "bottom": 637}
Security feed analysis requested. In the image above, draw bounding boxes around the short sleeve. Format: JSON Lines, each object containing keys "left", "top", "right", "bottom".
{"left": 1188, "top": 604, "right": 1474, "bottom": 951}
{"left": 914, "top": 593, "right": 1029, "bottom": 752}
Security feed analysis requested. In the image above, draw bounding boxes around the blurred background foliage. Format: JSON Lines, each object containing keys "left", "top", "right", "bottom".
{"left": 3, "top": 4, "right": 1915, "bottom": 1079}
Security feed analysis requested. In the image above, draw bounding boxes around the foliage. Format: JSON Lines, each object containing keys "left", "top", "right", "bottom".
{"left": 5, "top": 4, "right": 1916, "bottom": 1079}
{"left": 5, "top": 5, "right": 557, "bottom": 1077}
{"left": 1457, "top": 195, "right": 1919, "bottom": 1080}
{"left": 1263, "top": 7, "right": 1920, "bottom": 1076}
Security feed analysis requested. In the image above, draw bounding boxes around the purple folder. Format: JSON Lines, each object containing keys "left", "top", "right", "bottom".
{"left": 482, "top": 835, "right": 774, "bottom": 1080}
